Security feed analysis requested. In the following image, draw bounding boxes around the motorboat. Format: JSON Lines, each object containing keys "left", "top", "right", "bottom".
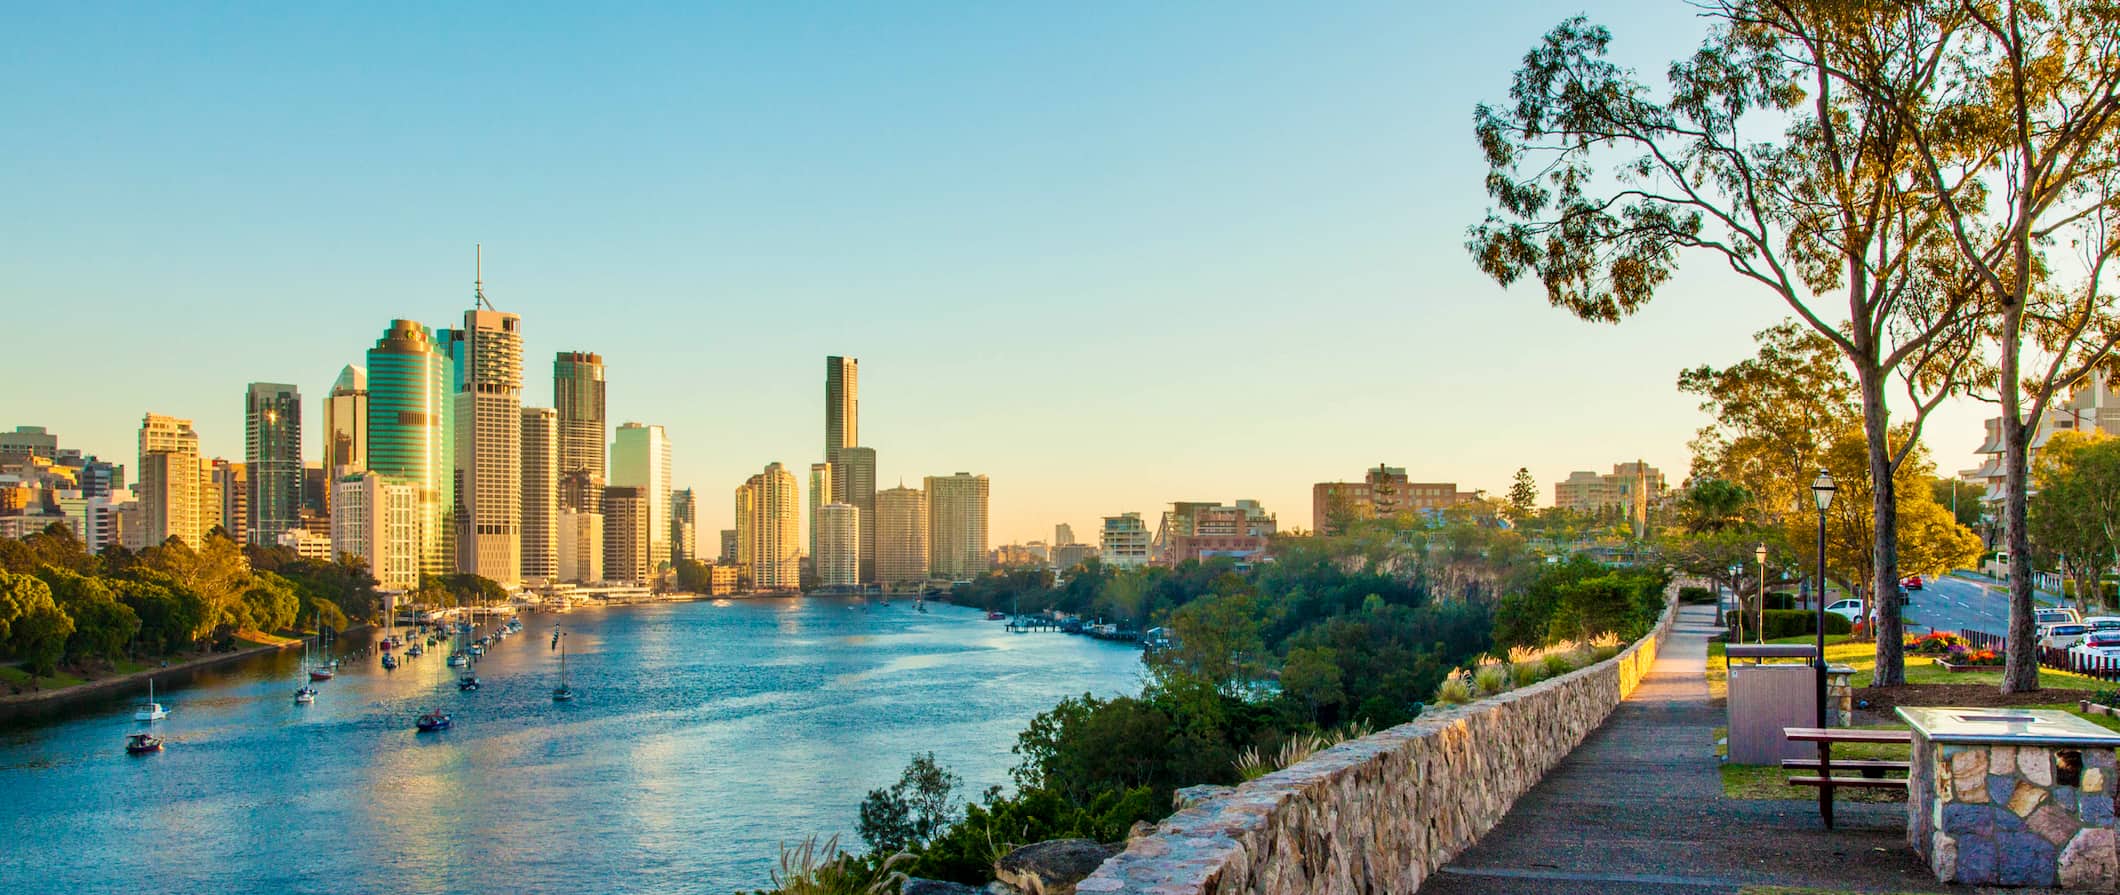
{"left": 125, "top": 733, "right": 163, "bottom": 754}
{"left": 381, "top": 653, "right": 399, "bottom": 670}
{"left": 405, "top": 644, "right": 423, "bottom": 658}
{"left": 416, "top": 710, "right": 451, "bottom": 732}
{"left": 308, "top": 667, "right": 335, "bottom": 681}
{"left": 447, "top": 651, "right": 469, "bottom": 668}
{"left": 133, "top": 680, "right": 168, "bottom": 722}
{"left": 458, "top": 675, "right": 480, "bottom": 692}
{"left": 294, "top": 686, "right": 317, "bottom": 704}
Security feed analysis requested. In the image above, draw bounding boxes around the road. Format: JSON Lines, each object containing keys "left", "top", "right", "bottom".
{"left": 1903, "top": 574, "right": 2060, "bottom": 636}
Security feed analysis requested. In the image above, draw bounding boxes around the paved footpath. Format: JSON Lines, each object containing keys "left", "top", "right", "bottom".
{"left": 1418, "top": 604, "right": 1968, "bottom": 895}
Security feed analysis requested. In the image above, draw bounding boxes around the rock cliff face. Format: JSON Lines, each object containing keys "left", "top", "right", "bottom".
{"left": 1071, "top": 593, "right": 1679, "bottom": 894}
{"left": 993, "top": 839, "right": 1120, "bottom": 895}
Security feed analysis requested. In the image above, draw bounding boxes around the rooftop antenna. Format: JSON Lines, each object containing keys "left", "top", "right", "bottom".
{"left": 474, "top": 243, "right": 496, "bottom": 311}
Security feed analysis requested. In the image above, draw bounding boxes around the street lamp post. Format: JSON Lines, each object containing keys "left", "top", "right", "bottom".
{"left": 1756, "top": 543, "right": 1769, "bottom": 645}
{"left": 1729, "top": 563, "right": 1745, "bottom": 643}
{"left": 1812, "top": 469, "right": 1836, "bottom": 729}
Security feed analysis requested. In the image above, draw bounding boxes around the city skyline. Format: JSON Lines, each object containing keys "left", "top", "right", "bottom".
{"left": 0, "top": 3, "right": 2004, "bottom": 542}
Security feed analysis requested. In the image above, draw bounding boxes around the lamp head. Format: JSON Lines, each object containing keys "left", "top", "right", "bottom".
{"left": 1756, "top": 543, "right": 1768, "bottom": 562}
{"left": 1811, "top": 469, "right": 1836, "bottom": 511}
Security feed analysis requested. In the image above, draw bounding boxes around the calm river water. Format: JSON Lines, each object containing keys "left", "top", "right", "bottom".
{"left": 0, "top": 598, "right": 1145, "bottom": 894}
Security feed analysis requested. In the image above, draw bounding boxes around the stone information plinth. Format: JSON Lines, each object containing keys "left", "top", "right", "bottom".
{"left": 1901, "top": 707, "right": 2120, "bottom": 889}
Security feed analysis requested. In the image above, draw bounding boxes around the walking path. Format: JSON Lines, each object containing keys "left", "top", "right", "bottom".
{"left": 1418, "top": 604, "right": 1960, "bottom": 894}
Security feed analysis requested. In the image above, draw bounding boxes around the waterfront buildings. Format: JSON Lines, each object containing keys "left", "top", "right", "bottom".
{"left": 1099, "top": 513, "right": 1151, "bottom": 568}
{"left": 521, "top": 407, "right": 559, "bottom": 584}
{"left": 736, "top": 463, "right": 800, "bottom": 590}
{"left": 366, "top": 319, "right": 451, "bottom": 576}
{"left": 322, "top": 365, "right": 368, "bottom": 503}
{"left": 611, "top": 422, "right": 671, "bottom": 572}
{"left": 331, "top": 472, "right": 420, "bottom": 590}
{"left": 839, "top": 447, "right": 877, "bottom": 582}
{"left": 276, "top": 527, "right": 333, "bottom": 560}
{"left": 244, "top": 382, "right": 303, "bottom": 546}
{"left": 554, "top": 351, "right": 607, "bottom": 508}
{"left": 993, "top": 542, "right": 1049, "bottom": 568}
{"left": 719, "top": 528, "right": 737, "bottom": 564}
{"left": 875, "top": 485, "right": 929, "bottom": 587}
{"left": 557, "top": 507, "right": 604, "bottom": 584}
{"left": 1165, "top": 500, "right": 1277, "bottom": 564}
{"left": 602, "top": 485, "right": 650, "bottom": 584}
{"left": 211, "top": 459, "right": 247, "bottom": 546}
{"left": 1311, "top": 465, "right": 1478, "bottom": 534}
{"left": 925, "top": 473, "right": 989, "bottom": 581}
{"left": 809, "top": 461, "right": 832, "bottom": 566}
{"left": 138, "top": 413, "right": 203, "bottom": 548}
{"left": 816, "top": 502, "right": 860, "bottom": 588}
{"left": 445, "top": 304, "right": 524, "bottom": 587}
{"left": 672, "top": 487, "right": 697, "bottom": 564}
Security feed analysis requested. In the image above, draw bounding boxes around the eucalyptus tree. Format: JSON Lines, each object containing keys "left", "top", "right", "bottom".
{"left": 1470, "top": 4, "right": 1984, "bottom": 683}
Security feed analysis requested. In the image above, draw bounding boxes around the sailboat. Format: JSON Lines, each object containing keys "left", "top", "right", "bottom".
{"left": 306, "top": 611, "right": 334, "bottom": 681}
{"left": 133, "top": 679, "right": 168, "bottom": 722}
{"left": 294, "top": 685, "right": 317, "bottom": 704}
{"left": 416, "top": 708, "right": 451, "bottom": 732}
{"left": 551, "top": 627, "right": 573, "bottom": 702}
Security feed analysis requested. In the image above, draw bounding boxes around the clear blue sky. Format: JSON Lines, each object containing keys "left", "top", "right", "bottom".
{"left": 0, "top": 2, "right": 1993, "bottom": 542}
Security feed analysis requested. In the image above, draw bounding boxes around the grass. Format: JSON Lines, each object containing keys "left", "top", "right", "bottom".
{"left": 0, "top": 665, "right": 87, "bottom": 690}
{"left": 1709, "top": 633, "right": 2104, "bottom": 693}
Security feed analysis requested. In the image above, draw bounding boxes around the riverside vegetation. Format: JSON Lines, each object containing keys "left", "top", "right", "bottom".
{"left": 763, "top": 516, "right": 1673, "bottom": 891}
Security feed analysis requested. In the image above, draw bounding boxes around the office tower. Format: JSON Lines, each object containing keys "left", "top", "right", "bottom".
{"left": 331, "top": 472, "right": 420, "bottom": 591}
{"left": 671, "top": 488, "right": 697, "bottom": 563}
{"left": 808, "top": 461, "right": 832, "bottom": 565}
{"left": 0, "top": 425, "right": 59, "bottom": 461}
{"left": 211, "top": 460, "right": 247, "bottom": 545}
{"left": 602, "top": 485, "right": 650, "bottom": 584}
{"left": 79, "top": 456, "right": 121, "bottom": 498}
{"left": 838, "top": 446, "right": 876, "bottom": 582}
{"left": 554, "top": 351, "right": 607, "bottom": 510}
{"left": 816, "top": 503, "right": 860, "bottom": 588}
{"left": 876, "top": 485, "right": 929, "bottom": 587}
{"left": 737, "top": 462, "right": 800, "bottom": 590}
{"left": 244, "top": 382, "right": 303, "bottom": 545}
{"left": 138, "top": 414, "right": 202, "bottom": 548}
{"left": 611, "top": 423, "right": 671, "bottom": 572}
{"left": 1055, "top": 522, "right": 1076, "bottom": 547}
{"left": 322, "top": 366, "right": 368, "bottom": 506}
{"left": 198, "top": 460, "right": 223, "bottom": 537}
{"left": 558, "top": 507, "right": 604, "bottom": 584}
{"left": 824, "top": 356, "right": 857, "bottom": 471}
{"left": 448, "top": 294, "right": 524, "bottom": 586}
{"left": 368, "top": 319, "right": 451, "bottom": 575}
{"left": 924, "top": 473, "right": 990, "bottom": 580}
{"left": 521, "top": 407, "right": 559, "bottom": 584}
{"left": 719, "top": 528, "right": 737, "bottom": 563}
{"left": 301, "top": 462, "right": 328, "bottom": 515}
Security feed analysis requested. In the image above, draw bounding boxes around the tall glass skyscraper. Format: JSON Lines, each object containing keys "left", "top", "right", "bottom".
{"left": 450, "top": 307, "right": 524, "bottom": 587}
{"left": 366, "top": 319, "right": 450, "bottom": 576}
{"left": 244, "top": 382, "right": 303, "bottom": 545}
{"left": 611, "top": 422, "right": 670, "bottom": 573}
{"left": 825, "top": 355, "right": 857, "bottom": 471}
{"left": 555, "top": 351, "right": 606, "bottom": 511}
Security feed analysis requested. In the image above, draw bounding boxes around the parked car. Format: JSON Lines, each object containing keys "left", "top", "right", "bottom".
{"left": 2074, "top": 630, "right": 2120, "bottom": 661}
{"left": 2085, "top": 616, "right": 2120, "bottom": 632}
{"left": 1825, "top": 599, "right": 1865, "bottom": 623}
{"left": 2037, "top": 607, "right": 2084, "bottom": 636}
{"left": 2041, "top": 623, "right": 2093, "bottom": 651}
{"left": 1902, "top": 575, "right": 1925, "bottom": 590}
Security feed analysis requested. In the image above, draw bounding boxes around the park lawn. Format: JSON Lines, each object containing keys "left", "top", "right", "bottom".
{"left": 0, "top": 665, "right": 87, "bottom": 690}
{"left": 235, "top": 629, "right": 301, "bottom": 648}
{"left": 1712, "top": 634, "right": 2105, "bottom": 691}
{"left": 1717, "top": 702, "right": 2119, "bottom": 802}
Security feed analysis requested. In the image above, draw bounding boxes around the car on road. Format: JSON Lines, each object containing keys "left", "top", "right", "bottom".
{"left": 2074, "top": 631, "right": 2120, "bottom": 662}
{"left": 1825, "top": 599, "right": 1865, "bottom": 624}
{"left": 2086, "top": 616, "right": 2120, "bottom": 632}
{"left": 2042, "top": 623, "right": 2093, "bottom": 651}
{"left": 1902, "top": 575, "right": 1925, "bottom": 590}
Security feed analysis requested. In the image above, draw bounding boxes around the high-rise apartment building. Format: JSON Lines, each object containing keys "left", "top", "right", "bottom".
{"left": 611, "top": 423, "right": 671, "bottom": 572}
{"left": 78, "top": 456, "right": 122, "bottom": 498}
{"left": 138, "top": 414, "right": 202, "bottom": 548}
{"left": 671, "top": 488, "right": 697, "bottom": 563}
{"left": 816, "top": 503, "right": 860, "bottom": 588}
{"left": 719, "top": 528, "right": 737, "bottom": 564}
{"left": 322, "top": 366, "right": 368, "bottom": 510}
{"left": 198, "top": 461, "right": 223, "bottom": 537}
{"left": 331, "top": 471, "right": 420, "bottom": 591}
{"left": 554, "top": 351, "right": 607, "bottom": 511}
{"left": 1054, "top": 522, "right": 1076, "bottom": 547}
{"left": 808, "top": 461, "right": 833, "bottom": 564}
{"left": 876, "top": 485, "right": 929, "bottom": 587}
{"left": 924, "top": 473, "right": 989, "bottom": 581}
{"left": 558, "top": 507, "right": 604, "bottom": 584}
{"left": 837, "top": 447, "right": 877, "bottom": 582}
{"left": 1100, "top": 513, "right": 1151, "bottom": 568}
{"left": 446, "top": 302, "right": 523, "bottom": 587}
{"left": 602, "top": 485, "right": 650, "bottom": 584}
{"left": 211, "top": 460, "right": 247, "bottom": 546}
{"left": 825, "top": 356, "right": 858, "bottom": 471}
{"left": 367, "top": 319, "right": 451, "bottom": 576}
{"left": 244, "top": 382, "right": 303, "bottom": 545}
{"left": 521, "top": 407, "right": 559, "bottom": 584}
{"left": 737, "top": 462, "right": 800, "bottom": 590}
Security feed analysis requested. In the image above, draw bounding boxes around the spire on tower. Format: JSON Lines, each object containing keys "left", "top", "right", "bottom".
{"left": 474, "top": 243, "right": 496, "bottom": 311}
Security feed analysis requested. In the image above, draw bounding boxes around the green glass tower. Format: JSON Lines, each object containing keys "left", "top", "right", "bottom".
{"left": 366, "top": 319, "right": 452, "bottom": 576}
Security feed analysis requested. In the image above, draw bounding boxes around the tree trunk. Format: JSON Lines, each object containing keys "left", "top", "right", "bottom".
{"left": 2002, "top": 303, "right": 2040, "bottom": 693}
{"left": 1857, "top": 365, "right": 1907, "bottom": 684}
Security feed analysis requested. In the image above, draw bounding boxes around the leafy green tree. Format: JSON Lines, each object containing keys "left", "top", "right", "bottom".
{"left": 2030, "top": 432, "right": 2120, "bottom": 615}
{"left": 1278, "top": 645, "right": 1343, "bottom": 722}
{"left": 11, "top": 603, "right": 73, "bottom": 682}
{"left": 1798, "top": 424, "right": 1982, "bottom": 626}
{"left": 1147, "top": 592, "right": 1266, "bottom": 696}
{"left": 856, "top": 752, "right": 964, "bottom": 854}
{"left": 36, "top": 565, "right": 139, "bottom": 663}
{"left": 0, "top": 567, "right": 57, "bottom": 644}
{"left": 116, "top": 575, "right": 208, "bottom": 654}
{"left": 1505, "top": 468, "right": 1539, "bottom": 524}
{"left": 1931, "top": 477, "right": 1984, "bottom": 534}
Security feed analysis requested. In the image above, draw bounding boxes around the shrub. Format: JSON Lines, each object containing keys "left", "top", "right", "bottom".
{"left": 1541, "top": 652, "right": 1573, "bottom": 678}
{"left": 1678, "top": 586, "right": 1716, "bottom": 605}
{"left": 1741, "top": 609, "right": 1853, "bottom": 641}
{"left": 1433, "top": 676, "right": 1471, "bottom": 705}
{"left": 1472, "top": 664, "right": 1511, "bottom": 697}
{"left": 1512, "top": 661, "right": 1543, "bottom": 687}
{"left": 2092, "top": 688, "right": 2120, "bottom": 708}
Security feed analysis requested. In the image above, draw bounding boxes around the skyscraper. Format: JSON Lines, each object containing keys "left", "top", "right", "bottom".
{"left": 808, "top": 461, "right": 832, "bottom": 564}
{"left": 737, "top": 462, "right": 800, "bottom": 590}
{"left": 366, "top": 319, "right": 450, "bottom": 576}
{"left": 521, "top": 407, "right": 559, "bottom": 584}
{"left": 212, "top": 459, "right": 247, "bottom": 546}
{"left": 139, "top": 413, "right": 202, "bottom": 548}
{"left": 825, "top": 356, "right": 858, "bottom": 471}
{"left": 449, "top": 297, "right": 523, "bottom": 587}
{"left": 554, "top": 351, "right": 607, "bottom": 511}
{"left": 322, "top": 366, "right": 368, "bottom": 502}
{"left": 925, "top": 473, "right": 990, "bottom": 581}
{"left": 1055, "top": 522, "right": 1076, "bottom": 546}
{"left": 876, "top": 485, "right": 929, "bottom": 587}
{"left": 245, "top": 382, "right": 303, "bottom": 546}
{"left": 838, "top": 446, "right": 877, "bottom": 582}
{"left": 816, "top": 502, "right": 860, "bottom": 588}
{"left": 611, "top": 423, "right": 671, "bottom": 572}
{"left": 558, "top": 507, "right": 604, "bottom": 584}
{"left": 671, "top": 488, "right": 697, "bottom": 563}
{"left": 331, "top": 471, "right": 420, "bottom": 591}
{"left": 602, "top": 485, "right": 650, "bottom": 584}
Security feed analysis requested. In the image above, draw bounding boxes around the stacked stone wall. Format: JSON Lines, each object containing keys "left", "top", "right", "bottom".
{"left": 1079, "top": 592, "right": 1681, "bottom": 895}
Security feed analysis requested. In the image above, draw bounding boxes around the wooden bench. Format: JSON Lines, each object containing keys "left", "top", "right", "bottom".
{"left": 1782, "top": 727, "right": 1914, "bottom": 828}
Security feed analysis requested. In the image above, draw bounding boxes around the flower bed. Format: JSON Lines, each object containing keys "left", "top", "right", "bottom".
{"left": 1932, "top": 644, "right": 2001, "bottom": 671}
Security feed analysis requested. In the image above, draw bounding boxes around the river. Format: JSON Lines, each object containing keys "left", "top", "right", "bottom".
{"left": 0, "top": 597, "right": 1146, "bottom": 894}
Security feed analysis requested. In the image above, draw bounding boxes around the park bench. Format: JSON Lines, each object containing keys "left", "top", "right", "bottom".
{"left": 1782, "top": 727, "right": 1913, "bottom": 828}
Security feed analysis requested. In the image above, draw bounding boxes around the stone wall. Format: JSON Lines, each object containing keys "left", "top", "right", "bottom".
{"left": 1078, "top": 593, "right": 1681, "bottom": 895}
{"left": 1910, "top": 736, "right": 2119, "bottom": 889}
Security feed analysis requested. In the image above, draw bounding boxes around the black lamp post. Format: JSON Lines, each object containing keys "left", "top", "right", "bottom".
{"left": 1812, "top": 469, "right": 1836, "bottom": 728}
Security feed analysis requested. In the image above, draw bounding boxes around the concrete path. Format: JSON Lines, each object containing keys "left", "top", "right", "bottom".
{"left": 1417, "top": 604, "right": 1963, "bottom": 895}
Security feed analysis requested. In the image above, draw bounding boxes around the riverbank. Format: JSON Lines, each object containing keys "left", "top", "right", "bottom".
{"left": 0, "top": 632, "right": 302, "bottom": 721}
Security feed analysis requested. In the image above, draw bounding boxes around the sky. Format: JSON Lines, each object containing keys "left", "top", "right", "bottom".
{"left": 0, "top": 2, "right": 1997, "bottom": 544}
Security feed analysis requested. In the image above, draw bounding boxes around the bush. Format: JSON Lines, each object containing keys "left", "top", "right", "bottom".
{"left": 1512, "top": 661, "right": 1542, "bottom": 687}
{"left": 1433, "top": 676, "right": 1471, "bottom": 705}
{"left": 1733, "top": 609, "right": 1853, "bottom": 640}
{"left": 1677, "top": 586, "right": 1716, "bottom": 605}
{"left": 1541, "top": 652, "right": 1573, "bottom": 678}
{"left": 1762, "top": 592, "right": 1795, "bottom": 611}
{"left": 1472, "top": 664, "right": 1510, "bottom": 697}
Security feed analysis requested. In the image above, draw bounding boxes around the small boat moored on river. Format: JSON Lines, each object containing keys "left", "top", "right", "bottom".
{"left": 125, "top": 733, "right": 163, "bottom": 754}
